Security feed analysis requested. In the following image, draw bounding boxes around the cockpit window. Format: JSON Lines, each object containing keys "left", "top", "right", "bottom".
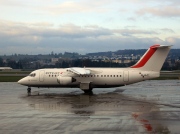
{"left": 29, "top": 73, "right": 36, "bottom": 77}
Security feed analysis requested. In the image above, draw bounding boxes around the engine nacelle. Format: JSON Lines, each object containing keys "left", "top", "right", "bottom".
{"left": 57, "top": 76, "right": 76, "bottom": 85}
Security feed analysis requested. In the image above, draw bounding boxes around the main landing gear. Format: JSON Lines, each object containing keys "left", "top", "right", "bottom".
{"left": 27, "top": 87, "right": 31, "bottom": 95}
{"left": 83, "top": 89, "right": 93, "bottom": 95}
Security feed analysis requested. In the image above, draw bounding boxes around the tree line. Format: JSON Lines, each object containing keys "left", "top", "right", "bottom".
{"left": 0, "top": 58, "right": 180, "bottom": 70}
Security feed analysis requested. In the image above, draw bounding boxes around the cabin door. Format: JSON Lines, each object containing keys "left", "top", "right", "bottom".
{"left": 39, "top": 71, "right": 45, "bottom": 82}
{"left": 123, "top": 71, "right": 129, "bottom": 82}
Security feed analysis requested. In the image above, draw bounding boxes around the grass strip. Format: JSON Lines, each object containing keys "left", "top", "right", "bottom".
{"left": 152, "top": 77, "right": 179, "bottom": 80}
{"left": 0, "top": 76, "right": 24, "bottom": 82}
{"left": 0, "top": 72, "right": 30, "bottom": 74}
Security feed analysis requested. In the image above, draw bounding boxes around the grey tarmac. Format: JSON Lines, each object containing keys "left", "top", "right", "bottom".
{"left": 0, "top": 80, "right": 180, "bottom": 134}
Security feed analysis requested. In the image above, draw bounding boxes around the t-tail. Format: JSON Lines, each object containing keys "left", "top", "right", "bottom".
{"left": 131, "top": 44, "right": 171, "bottom": 71}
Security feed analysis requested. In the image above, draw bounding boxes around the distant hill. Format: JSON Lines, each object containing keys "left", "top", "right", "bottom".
{"left": 0, "top": 49, "right": 180, "bottom": 60}
{"left": 169, "top": 49, "right": 180, "bottom": 59}
{"left": 87, "top": 49, "right": 147, "bottom": 56}
{"left": 87, "top": 49, "right": 180, "bottom": 58}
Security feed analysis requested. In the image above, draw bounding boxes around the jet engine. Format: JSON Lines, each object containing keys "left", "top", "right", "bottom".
{"left": 57, "top": 76, "right": 76, "bottom": 85}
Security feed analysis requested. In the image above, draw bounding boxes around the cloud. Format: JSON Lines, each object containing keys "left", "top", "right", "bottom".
{"left": 42, "top": 1, "right": 110, "bottom": 15}
{"left": 136, "top": 6, "right": 180, "bottom": 18}
{"left": 0, "top": 35, "right": 168, "bottom": 55}
{"left": 0, "top": 20, "right": 160, "bottom": 39}
{"left": 113, "top": 29, "right": 158, "bottom": 36}
{"left": 0, "top": 0, "right": 25, "bottom": 7}
{"left": 165, "top": 37, "right": 180, "bottom": 44}
{"left": 0, "top": 20, "right": 179, "bottom": 54}
{"left": 160, "top": 28, "right": 175, "bottom": 33}
{"left": 30, "top": 22, "right": 54, "bottom": 27}
{"left": 127, "top": 17, "right": 136, "bottom": 21}
{"left": 1, "top": 0, "right": 180, "bottom": 17}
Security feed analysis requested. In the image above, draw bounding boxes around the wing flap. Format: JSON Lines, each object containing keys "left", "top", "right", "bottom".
{"left": 67, "top": 67, "right": 91, "bottom": 75}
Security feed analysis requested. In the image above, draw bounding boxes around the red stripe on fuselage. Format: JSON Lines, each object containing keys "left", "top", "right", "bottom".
{"left": 131, "top": 45, "right": 160, "bottom": 68}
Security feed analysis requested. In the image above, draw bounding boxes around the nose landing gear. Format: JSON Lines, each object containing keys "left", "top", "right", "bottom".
{"left": 27, "top": 87, "right": 31, "bottom": 95}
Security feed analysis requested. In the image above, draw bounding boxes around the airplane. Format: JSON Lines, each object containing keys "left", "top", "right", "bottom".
{"left": 18, "top": 44, "right": 171, "bottom": 94}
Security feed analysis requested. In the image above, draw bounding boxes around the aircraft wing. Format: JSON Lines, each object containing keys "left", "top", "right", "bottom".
{"left": 67, "top": 67, "right": 91, "bottom": 75}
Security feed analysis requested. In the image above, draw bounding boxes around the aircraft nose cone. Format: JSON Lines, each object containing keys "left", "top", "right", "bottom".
{"left": 17, "top": 79, "right": 23, "bottom": 84}
{"left": 18, "top": 77, "right": 29, "bottom": 85}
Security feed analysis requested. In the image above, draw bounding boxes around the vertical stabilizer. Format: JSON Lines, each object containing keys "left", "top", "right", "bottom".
{"left": 131, "top": 45, "right": 171, "bottom": 71}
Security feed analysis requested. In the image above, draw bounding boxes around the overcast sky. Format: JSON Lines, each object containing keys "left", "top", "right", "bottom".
{"left": 0, "top": 0, "right": 180, "bottom": 55}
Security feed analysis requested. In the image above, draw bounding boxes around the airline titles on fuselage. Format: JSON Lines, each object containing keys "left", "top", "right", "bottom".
{"left": 45, "top": 72, "right": 63, "bottom": 75}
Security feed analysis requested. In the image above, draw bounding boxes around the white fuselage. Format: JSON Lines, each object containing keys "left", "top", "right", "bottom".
{"left": 19, "top": 68, "right": 159, "bottom": 89}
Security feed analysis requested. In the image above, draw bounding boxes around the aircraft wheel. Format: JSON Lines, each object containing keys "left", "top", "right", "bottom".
{"left": 27, "top": 87, "right": 31, "bottom": 95}
{"left": 83, "top": 89, "right": 93, "bottom": 94}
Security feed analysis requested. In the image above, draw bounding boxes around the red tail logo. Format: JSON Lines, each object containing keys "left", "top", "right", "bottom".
{"left": 131, "top": 45, "right": 160, "bottom": 68}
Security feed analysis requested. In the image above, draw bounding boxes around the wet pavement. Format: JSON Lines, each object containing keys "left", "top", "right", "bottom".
{"left": 0, "top": 80, "right": 180, "bottom": 134}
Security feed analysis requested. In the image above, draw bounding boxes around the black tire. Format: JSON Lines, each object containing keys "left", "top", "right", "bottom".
{"left": 83, "top": 89, "right": 93, "bottom": 94}
{"left": 27, "top": 87, "right": 31, "bottom": 94}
